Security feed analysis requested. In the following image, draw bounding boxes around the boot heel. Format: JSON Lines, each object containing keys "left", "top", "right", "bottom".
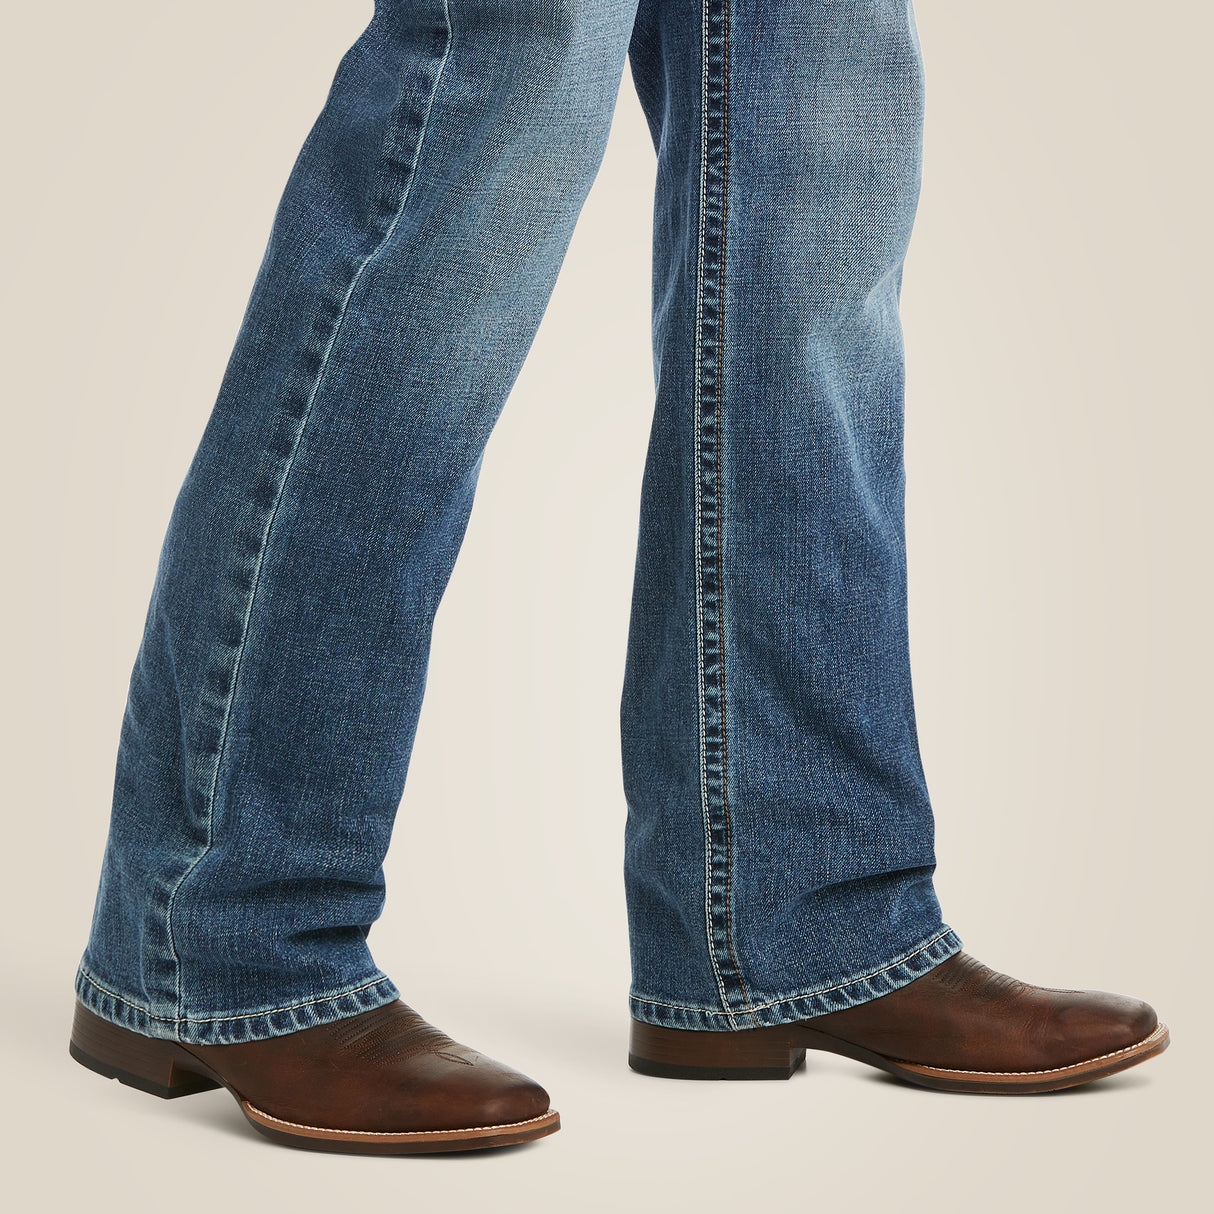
{"left": 628, "top": 1018, "right": 805, "bottom": 1080}
{"left": 69, "top": 1002, "right": 221, "bottom": 1099}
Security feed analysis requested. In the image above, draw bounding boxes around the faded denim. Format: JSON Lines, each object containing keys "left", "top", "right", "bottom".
{"left": 75, "top": 0, "right": 961, "bottom": 1044}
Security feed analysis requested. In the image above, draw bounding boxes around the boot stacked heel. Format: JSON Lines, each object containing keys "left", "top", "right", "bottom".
{"left": 69, "top": 1003, "right": 222, "bottom": 1099}
{"left": 628, "top": 1019, "right": 805, "bottom": 1080}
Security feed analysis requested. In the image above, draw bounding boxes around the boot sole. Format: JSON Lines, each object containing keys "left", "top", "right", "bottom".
{"left": 69, "top": 1002, "right": 560, "bottom": 1153}
{"left": 629, "top": 1016, "right": 1170, "bottom": 1094}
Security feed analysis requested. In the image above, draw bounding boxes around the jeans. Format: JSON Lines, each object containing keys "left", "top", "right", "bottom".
{"left": 75, "top": 0, "right": 961, "bottom": 1045}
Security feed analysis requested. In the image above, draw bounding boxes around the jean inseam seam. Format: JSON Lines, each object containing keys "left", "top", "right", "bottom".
{"left": 630, "top": 926, "right": 959, "bottom": 1015}
{"left": 77, "top": 964, "right": 394, "bottom": 1026}
{"left": 159, "top": 4, "right": 456, "bottom": 1035}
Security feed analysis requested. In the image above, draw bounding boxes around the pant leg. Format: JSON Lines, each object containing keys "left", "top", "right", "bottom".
{"left": 76, "top": 0, "right": 640, "bottom": 1045}
{"left": 622, "top": 0, "right": 962, "bottom": 1030}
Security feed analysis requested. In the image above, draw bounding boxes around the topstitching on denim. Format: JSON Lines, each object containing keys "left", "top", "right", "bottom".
{"left": 632, "top": 926, "right": 959, "bottom": 1014}
{"left": 630, "top": 927, "right": 963, "bottom": 1030}
{"left": 694, "top": 0, "right": 753, "bottom": 1025}
{"left": 77, "top": 964, "right": 394, "bottom": 1025}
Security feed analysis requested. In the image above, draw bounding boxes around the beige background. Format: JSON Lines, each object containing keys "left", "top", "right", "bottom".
{"left": 2, "top": 1, "right": 1210, "bottom": 1209}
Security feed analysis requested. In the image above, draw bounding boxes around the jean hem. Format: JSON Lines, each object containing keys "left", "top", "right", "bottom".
{"left": 628, "top": 925, "right": 963, "bottom": 1030}
{"left": 74, "top": 963, "right": 401, "bottom": 1044}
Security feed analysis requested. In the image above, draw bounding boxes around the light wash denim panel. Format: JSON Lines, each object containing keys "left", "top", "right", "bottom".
{"left": 76, "top": 0, "right": 959, "bottom": 1044}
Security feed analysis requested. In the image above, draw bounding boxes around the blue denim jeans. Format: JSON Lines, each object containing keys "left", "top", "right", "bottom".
{"left": 76, "top": 0, "right": 961, "bottom": 1044}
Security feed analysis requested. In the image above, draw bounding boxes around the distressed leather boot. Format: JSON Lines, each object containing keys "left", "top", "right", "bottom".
{"left": 629, "top": 952, "right": 1168, "bottom": 1093}
{"left": 70, "top": 999, "right": 558, "bottom": 1153}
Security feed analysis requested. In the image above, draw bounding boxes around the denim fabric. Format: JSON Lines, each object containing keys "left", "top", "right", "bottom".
{"left": 75, "top": 0, "right": 960, "bottom": 1044}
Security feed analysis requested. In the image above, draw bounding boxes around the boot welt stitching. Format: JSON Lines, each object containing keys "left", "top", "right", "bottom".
{"left": 884, "top": 1023, "right": 1169, "bottom": 1077}
{"left": 242, "top": 1103, "right": 557, "bottom": 1137}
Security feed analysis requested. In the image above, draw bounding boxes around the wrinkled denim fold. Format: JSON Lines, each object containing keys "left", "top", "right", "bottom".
{"left": 76, "top": 0, "right": 960, "bottom": 1044}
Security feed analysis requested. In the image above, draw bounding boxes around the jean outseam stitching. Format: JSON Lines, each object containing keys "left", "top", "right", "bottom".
{"left": 160, "top": 5, "right": 456, "bottom": 1034}
{"left": 630, "top": 927, "right": 959, "bottom": 1015}
{"left": 713, "top": 0, "right": 751, "bottom": 1017}
{"left": 78, "top": 965, "right": 395, "bottom": 1025}
{"left": 694, "top": 0, "right": 731, "bottom": 1022}
{"left": 697, "top": 0, "right": 752, "bottom": 1022}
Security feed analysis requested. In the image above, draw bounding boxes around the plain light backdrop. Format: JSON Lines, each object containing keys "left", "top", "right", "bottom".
{"left": 2, "top": 1, "right": 1209, "bottom": 1210}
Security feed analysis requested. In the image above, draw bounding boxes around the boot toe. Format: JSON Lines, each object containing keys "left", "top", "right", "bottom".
{"left": 1053, "top": 990, "right": 1159, "bottom": 1064}
{"left": 475, "top": 1075, "right": 551, "bottom": 1127}
{"left": 1107, "top": 994, "right": 1158, "bottom": 1047}
{"left": 400, "top": 1052, "right": 552, "bottom": 1132}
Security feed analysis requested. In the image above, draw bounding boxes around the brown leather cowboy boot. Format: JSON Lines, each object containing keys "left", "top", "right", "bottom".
{"left": 629, "top": 953, "right": 1169, "bottom": 1093}
{"left": 70, "top": 999, "right": 558, "bottom": 1153}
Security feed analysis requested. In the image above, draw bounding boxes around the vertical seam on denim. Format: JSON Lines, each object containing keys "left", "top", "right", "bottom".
{"left": 694, "top": 0, "right": 730, "bottom": 1020}
{"left": 695, "top": 0, "right": 752, "bottom": 1021}
{"left": 714, "top": 0, "right": 751, "bottom": 1015}
{"left": 161, "top": 4, "right": 456, "bottom": 1037}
